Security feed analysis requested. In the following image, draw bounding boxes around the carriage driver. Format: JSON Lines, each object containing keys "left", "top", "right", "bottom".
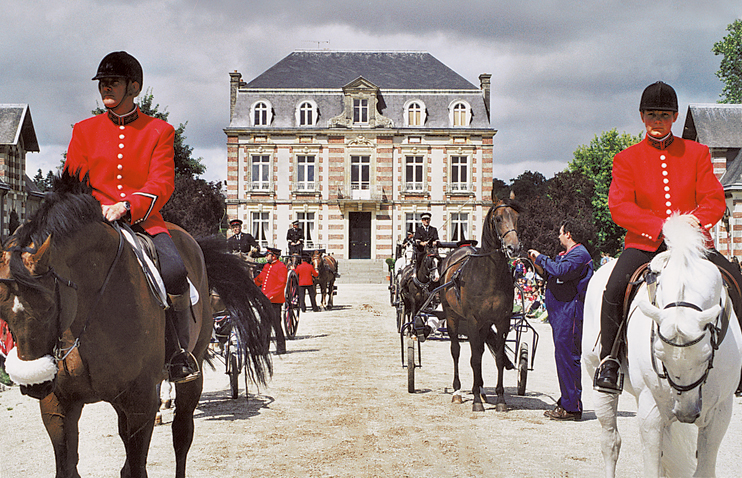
{"left": 227, "top": 218, "right": 260, "bottom": 256}
{"left": 64, "top": 51, "right": 199, "bottom": 384}
{"left": 413, "top": 212, "right": 439, "bottom": 263}
{"left": 594, "top": 81, "right": 742, "bottom": 394}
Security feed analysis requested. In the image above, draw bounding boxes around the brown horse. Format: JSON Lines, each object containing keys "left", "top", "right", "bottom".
{"left": 0, "top": 172, "right": 273, "bottom": 478}
{"left": 399, "top": 243, "right": 441, "bottom": 331}
{"left": 312, "top": 250, "right": 337, "bottom": 309}
{"left": 440, "top": 191, "right": 521, "bottom": 412}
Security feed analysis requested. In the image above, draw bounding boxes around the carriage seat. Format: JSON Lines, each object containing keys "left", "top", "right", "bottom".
{"left": 437, "top": 240, "right": 478, "bottom": 249}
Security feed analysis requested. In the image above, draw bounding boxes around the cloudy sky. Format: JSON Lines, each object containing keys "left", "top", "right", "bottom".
{"left": 4, "top": 1, "right": 741, "bottom": 184}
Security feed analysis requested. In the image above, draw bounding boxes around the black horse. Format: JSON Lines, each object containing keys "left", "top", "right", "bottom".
{"left": 399, "top": 243, "right": 441, "bottom": 333}
{"left": 440, "top": 191, "right": 521, "bottom": 412}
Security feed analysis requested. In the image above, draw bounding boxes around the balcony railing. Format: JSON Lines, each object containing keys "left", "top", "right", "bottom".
{"left": 447, "top": 182, "right": 472, "bottom": 193}
{"left": 404, "top": 182, "right": 425, "bottom": 192}
{"left": 336, "top": 184, "right": 386, "bottom": 202}
{"left": 292, "top": 181, "right": 318, "bottom": 193}
{"left": 249, "top": 181, "right": 272, "bottom": 192}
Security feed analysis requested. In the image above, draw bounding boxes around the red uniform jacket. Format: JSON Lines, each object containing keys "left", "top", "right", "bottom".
{"left": 608, "top": 135, "right": 725, "bottom": 251}
{"left": 295, "top": 261, "right": 319, "bottom": 286}
{"left": 255, "top": 260, "right": 288, "bottom": 304}
{"left": 65, "top": 108, "right": 176, "bottom": 236}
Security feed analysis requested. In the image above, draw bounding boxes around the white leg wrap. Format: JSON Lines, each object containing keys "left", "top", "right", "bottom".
{"left": 4, "top": 347, "right": 57, "bottom": 386}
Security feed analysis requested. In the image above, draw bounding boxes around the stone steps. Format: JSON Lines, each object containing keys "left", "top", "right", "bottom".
{"left": 335, "top": 259, "right": 390, "bottom": 284}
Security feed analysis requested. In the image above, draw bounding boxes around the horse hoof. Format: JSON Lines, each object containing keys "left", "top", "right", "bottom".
{"left": 452, "top": 395, "right": 463, "bottom": 404}
{"left": 472, "top": 402, "right": 485, "bottom": 413}
{"left": 496, "top": 403, "right": 507, "bottom": 413}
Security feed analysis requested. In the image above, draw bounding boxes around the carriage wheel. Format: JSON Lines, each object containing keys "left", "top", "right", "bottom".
{"left": 407, "top": 335, "right": 416, "bottom": 393}
{"left": 225, "top": 337, "right": 240, "bottom": 399}
{"left": 396, "top": 304, "right": 404, "bottom": 333}
{"left": 516, "top": 342, "right": 528, "bottom": 396}
{"left": 284, "top": 305, "right": 298, "bottom": 340}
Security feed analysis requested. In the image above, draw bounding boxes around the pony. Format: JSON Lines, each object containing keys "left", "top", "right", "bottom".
{"left": 398, "top": 243, "right": 441, "bottom": 330}
{"left": 583, "top": 214, "right": 742, "bottom": 477}
{"left": 439, "top": 191, "right": 521, "bottom": 412}
{"left": 312, "top": 249, "right": 338, "bottom": 309}
{"left": 0, "top": 171, "right": 273, "bottom": 478}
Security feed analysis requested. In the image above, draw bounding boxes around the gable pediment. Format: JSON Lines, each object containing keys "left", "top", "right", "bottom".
{"left": 343, "top": 76, "right": 378, "bottom": 93}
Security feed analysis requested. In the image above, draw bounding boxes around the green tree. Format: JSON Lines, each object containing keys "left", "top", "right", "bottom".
{"left": 713, "top": 19, "right": 742, "bottom": 104}
{"left": 568, "top": 129, "right": 641, "bottom": 255}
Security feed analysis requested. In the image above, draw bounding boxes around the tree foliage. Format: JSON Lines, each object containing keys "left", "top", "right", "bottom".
{"left": 568, "top": 129, "right": 641, "bottom": 255}
{"left": 32, "top": 169, "right": 56, "bottom": 192}
{"left": 713, "top": 19, "right": 742, "bottom": 104}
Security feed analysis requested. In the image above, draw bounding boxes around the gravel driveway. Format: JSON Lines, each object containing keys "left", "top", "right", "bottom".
{"left": 1, "top": 284, "right": 741, "bottom": 477}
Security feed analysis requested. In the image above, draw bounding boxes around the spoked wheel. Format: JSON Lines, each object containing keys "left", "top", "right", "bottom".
{"left": 284, "top": 272, "right": 300, "bottom": 339}
{"left": 225, "top": 335, "right": 240, "bottom": 399}
{"left": 516, "top": 342, "right": 529, "bottom": 396}
{"left": 407, "top": 335, "right": 416, "bottom": 393}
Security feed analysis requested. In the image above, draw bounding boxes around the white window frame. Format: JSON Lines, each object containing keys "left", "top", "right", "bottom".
{"left": 296, "top": 211, "right": 316, "bottom": 249}
{"left": 404, "top": 99, "right": 427, "bottom": 126}
{"left": 250, "top": 154, "right": 272, "bottom": 191}
{"left": 295, "top": 154, "right": 317, "bottom": 192}
{"left": 350, "top": 155, "right": 370, "bottom": 191}
{"left": 449, "top": 155, "right": 471, "bottom": 192}
{"left": 296, "top": 100, "right": 318, "bottom": 127}
{"left": 449, "top": 100, "right": 472, "bottom": 127}
{"left": 251, "top": 211, "right": 270, "bottom": 248}
{"left": 353, "top": 98, "right": 369, "bottom": 124}
{"left": 450, "top": 212, "right": 469, "bottom": 242}
{"left": 404, "top": 155, "right": 425, "bottom": 192}
{"left": 405, "top": 212, "right": 424, "bottom": 235}
{"left": 251, "top": 101, "right": 273, "bottom": 127}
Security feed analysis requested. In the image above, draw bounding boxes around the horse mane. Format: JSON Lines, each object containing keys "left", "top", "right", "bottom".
{"left": 14, "top": 169, "right": 103, "bottom": 251}
{"left": 9, "top": 170, "right": 103, "bottom": 289}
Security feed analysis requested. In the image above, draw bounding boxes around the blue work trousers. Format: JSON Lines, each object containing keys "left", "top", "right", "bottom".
{"left": 548, "top": 298, "right": 583, "bottom": 413}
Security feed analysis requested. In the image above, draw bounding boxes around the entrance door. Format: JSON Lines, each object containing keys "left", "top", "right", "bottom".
{"left": 349, "top": 212, "right": 371, "bottom": 259}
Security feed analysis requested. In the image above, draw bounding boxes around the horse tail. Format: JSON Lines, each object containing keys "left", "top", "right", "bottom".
{"left": 197, "top": 235, "right": 273, "bottom": 386}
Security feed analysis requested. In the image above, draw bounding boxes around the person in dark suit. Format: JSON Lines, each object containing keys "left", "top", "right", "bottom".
{"left": 413, "top": 212, "right": 439, "bottom": 261}
{"left": 287, "top": 220, "right": 304, "bottom": 256}
{"left": 227, "top": 219, "right": 260, "bottom": 255}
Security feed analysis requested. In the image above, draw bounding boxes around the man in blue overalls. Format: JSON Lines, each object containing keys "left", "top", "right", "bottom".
{"left": 529, "top": 220, "right": 593, "bottom": 420}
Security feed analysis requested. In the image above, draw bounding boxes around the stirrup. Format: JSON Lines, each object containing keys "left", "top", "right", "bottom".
{"left": 593, "top": 357, "right": 624, "bottom": 394}
{"left": 167, "top": 349, "right": 201, "bottom": 384}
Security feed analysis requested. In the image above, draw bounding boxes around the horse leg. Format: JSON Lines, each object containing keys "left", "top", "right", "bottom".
{"left": 173, "top": 375, "right": 204, "bottom": 478}
{"left": 113, "top": 383, "right": 159, "bottom": 478}
{"left": 593, "top": 390, "right": 621, "bottom": 478}
{"left": 487, "top": 326, "right": 508, "bottom": 412}
{"left": 695, "top": 395, "right": 733, "bottom": 477}
{"left": 327, "top": 277, "right": 335, "bottom": 309}
{"left": 469, "top": 332, "right": 487, "bottom": 412}
{"left": 40, "top": 393, "right": 84, "bottom": 478}
{"left": 637, "top": 390, "right": 663, "bottom": 477}
{"left": 448, "top": 318, "right": 463, "bottom": 404}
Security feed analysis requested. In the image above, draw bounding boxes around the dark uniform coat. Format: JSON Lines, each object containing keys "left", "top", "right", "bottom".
{"left": 227, "top": 232, "right": 260, "bottom": 254}
{"left": 287, "top": 226, "right": 304, "bottom": 254}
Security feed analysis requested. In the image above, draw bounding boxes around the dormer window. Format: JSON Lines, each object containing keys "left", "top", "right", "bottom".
{"left": 353, "top": 99, "right": 369, "bottom": 124}
{"left": 450, "top": 101, "right": 471, "bottom": 127}
{"left": 297, "top": 101, "right": 318, "bottom": 127}
{"left": 405, "top": 100, "right": 426, "bottom": 126}
{"left": 252, "top": 101, "right": 272, "bottom": 127}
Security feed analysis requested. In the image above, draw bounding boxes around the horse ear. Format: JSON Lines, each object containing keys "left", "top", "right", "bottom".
{"left": 492, "top": 187, "right": 498, "bottom": 204}
{"left": 24, "top": 235, "right": 52, "bottom": 274}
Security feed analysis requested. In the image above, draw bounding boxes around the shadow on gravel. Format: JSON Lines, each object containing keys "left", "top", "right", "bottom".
{"left": 196, "top": 390, "right": 274, "bottom": 422}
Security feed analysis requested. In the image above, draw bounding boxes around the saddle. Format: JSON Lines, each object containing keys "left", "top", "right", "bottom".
{"left": 614, "top": 261, "right": 740, "bottom": 359}
{"left": 118, "top": 223, "right": 168, "bottom": 308}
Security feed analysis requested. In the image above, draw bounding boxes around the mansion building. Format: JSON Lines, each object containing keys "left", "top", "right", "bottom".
{"left": 225, "top": 51, "right": 496, "bottom": 259}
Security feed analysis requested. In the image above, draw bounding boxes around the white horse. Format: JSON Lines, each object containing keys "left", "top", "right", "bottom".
{"left": 584, "top": 215, "right": 742, "bottom": 477}
{"left": 394, "top": 241, "right": 415, "bottom": 278}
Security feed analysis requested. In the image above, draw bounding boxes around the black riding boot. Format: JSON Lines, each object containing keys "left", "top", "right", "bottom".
{"left": 594, "top": 297, "right": 623, "bottom": 394}
{"left": 167, "top": 292, "right": 200, "bottom": 384}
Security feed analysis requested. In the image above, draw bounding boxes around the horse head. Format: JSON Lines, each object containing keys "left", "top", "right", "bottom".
{"left": 0, "top": 235, "right": 66, "bottom": 399}
{"left": 485, "top": 190, "right": 521, "bottom": 258}
{"left": 636, "top": 215, "right": 723, "bottom": 423}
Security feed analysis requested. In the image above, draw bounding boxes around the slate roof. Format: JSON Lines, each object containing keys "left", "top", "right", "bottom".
{"left": 720, "top": 149, "right": 742, "bottom": 188}
{"left": 682, "top": 104, "right": 742, "bottom": 148}
{"left": 246, "top": 51, "right": 479, "bottom": 90}
{"left": 0, "top": 104, "right": 39, "bottom": 152}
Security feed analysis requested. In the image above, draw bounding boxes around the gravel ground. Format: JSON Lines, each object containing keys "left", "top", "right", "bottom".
{"left": 1, "top": 283, "right": 742, "bottom": 477}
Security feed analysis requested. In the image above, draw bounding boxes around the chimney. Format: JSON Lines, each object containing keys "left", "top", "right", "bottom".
{"left": 230, "top": 71, "right": 242, "bottom": 122}
{"left": 479, "top": 73, "right": 492, "bottom": 120}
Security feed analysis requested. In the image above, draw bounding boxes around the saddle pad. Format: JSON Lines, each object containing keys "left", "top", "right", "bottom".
{"left": 120, "top": 227, "right": 168, "bottom": 308}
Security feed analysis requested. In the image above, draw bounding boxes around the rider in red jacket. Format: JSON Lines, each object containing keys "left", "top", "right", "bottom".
{"left": 295, "top": 255, "right": 319, "bottom": 312}
{"left": 64, "top": 51, "right": 198, "bottom": 383}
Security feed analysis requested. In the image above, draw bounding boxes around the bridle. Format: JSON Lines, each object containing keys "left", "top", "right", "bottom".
{"left": 648, "top": 268, "right": 726, "bottom": 395}
{"left": 0, "top": 222, "right": 126, "bottom": 364}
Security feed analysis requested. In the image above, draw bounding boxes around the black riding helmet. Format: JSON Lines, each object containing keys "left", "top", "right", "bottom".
{"left": 92, "top": 51, "right": 143, "bottom": 87}
{"left": 639, "top": 81, "right": 677, "bottom": 112}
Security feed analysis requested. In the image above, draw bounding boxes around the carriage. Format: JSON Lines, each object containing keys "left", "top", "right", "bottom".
{"left": 210, "top": 311, "right": 251, "bottom": 399}
{"left": 398, "top": 242, "right": 539, "bottom": 396}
